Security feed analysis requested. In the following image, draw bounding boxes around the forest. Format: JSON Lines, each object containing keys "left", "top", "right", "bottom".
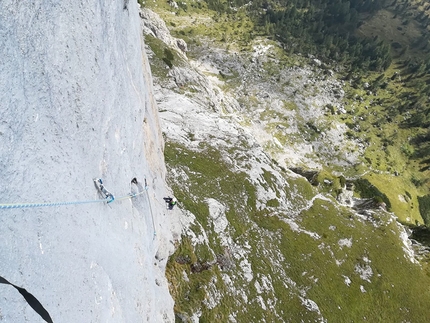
{"left": 202, "top": 1, "right": 429, "bottom": 101}
{"left": 202, "top": 0, "right": 430, "bottom": 199}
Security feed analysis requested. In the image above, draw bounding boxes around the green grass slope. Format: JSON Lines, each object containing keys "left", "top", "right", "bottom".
{"left": 164, "top": 140, "right": 430, "bottom": 322}
{"left": 141, "top": 0, "right": 430, "bottom": 321}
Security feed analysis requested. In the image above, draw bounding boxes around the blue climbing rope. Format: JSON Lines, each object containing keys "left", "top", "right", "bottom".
{"left": 0, "top": 180, "right": 148, "bottom": 210}
{"left": 0, "top": 193, "right": 147, "bottom": 209}
{"left": 0, "top": 197, "right": 110, "bottom": 210}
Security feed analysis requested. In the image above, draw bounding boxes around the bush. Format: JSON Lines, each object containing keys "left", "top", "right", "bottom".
{"left": 354, "top": 178, "right": 391, "bottom": 210}
{"left": 418, "top": 195, "right": 430, "bottom": 226}
{"left": 339, "top": 176, "right": 346, "bottom": 187}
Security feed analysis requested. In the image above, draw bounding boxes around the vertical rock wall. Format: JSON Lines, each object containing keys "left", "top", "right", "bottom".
{"left": 0, "top": 1, "right": 175, "bottom": 321}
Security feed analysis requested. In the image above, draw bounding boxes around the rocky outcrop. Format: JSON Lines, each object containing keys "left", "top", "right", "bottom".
{"left": 140, "top": 8, "right": 187, "bottom": 57}
{"left": 0, "top": 1, "right": 177, "bottom": 322}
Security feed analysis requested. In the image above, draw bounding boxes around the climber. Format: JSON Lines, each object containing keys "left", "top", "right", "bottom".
{"left": 163, "top": 197, "right": 177, "bottom": 210}
{"left": 168, "top": 197, "right": 177, "bottom": 210}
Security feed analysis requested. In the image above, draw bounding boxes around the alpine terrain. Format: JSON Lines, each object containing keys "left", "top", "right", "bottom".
{"left": 1, "top": 0, "right": 430, "bottom": 322}
{"left": 142, "top": 0, "right": 430, "bottom": 322}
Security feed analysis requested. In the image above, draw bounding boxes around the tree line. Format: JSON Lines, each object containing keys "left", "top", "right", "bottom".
{"left": 205, "top": 0, "right": 392, "bottom": 71}
{"left": 204, "top": 0, "right": 429, "bottom": 164}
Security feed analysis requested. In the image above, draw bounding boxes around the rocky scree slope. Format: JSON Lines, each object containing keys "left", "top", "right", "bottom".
{"left": 0, "top": 1, "right": 179, "bottom": 322}
{"left": 142, "top": 7, "right": 430, "bottom": 323}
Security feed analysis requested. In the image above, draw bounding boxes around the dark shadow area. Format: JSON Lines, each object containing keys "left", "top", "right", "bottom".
{"left": 409, "top": 225, "right": 430, "bottom": 247}
{"left": 353, "top": 178, "right": 392, "bottom": 210}
{"left": 409, "top": 131, "right": 430, "bottom": 162}
{"left": 288, "top": 167, "right": 319, "bottom": 186}
{"left": 420, "top": 158, "right": 430, "bottom": 165}
{"left": 130, "top": 178, "right": 145, "bottom": 209}
{"left": 418, "top": 195, "right": 430, "bottom": 226}
{"left": 419, "top": 166, "right": 430, "bottom": 172}
{"left": 419, "top": 158, "right": 430, "bottom": 172}
{"left": 0, "top": 275, "right": 53, "bottom": 323}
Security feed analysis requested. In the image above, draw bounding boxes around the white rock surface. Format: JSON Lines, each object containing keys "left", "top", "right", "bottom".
{"left": 140, "top": 8, "right": 187, "bottom": 57}
{"left": 0, "top": 1, "right": 178, "bottom": 322}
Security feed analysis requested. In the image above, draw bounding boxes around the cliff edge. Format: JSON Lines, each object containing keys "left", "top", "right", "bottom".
{"left": 0, "top": 1, "right": 176, "bottom": 322}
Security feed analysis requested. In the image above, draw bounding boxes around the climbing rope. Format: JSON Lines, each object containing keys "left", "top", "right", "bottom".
{"left": 115, "top": 189, "right": 147, "bottom": 201}
{"left": 0, "top": 178, "right": 152, "bottom": 323}
{"left": 0, "top": 198, "right": 110, "bottom": 210}
{"left": 0, "top": 179, "right": 147, "bottom": 210}
{"left": 144, "top": 177, "right": 157, "bottom": 238}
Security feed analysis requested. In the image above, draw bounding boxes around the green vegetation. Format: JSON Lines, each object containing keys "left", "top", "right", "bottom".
{"left": 187, "top": 0, "right": 430, "bottom": 207}
{"left": 353, "top": 178, "right": 391, "bottom": 208}
{"left": 363, "top": 172, "right": 424, "bottom": 224}
{"left": 297, "top": 199, "right": 430, "bottom": 323}
{"left": 144, "top": 0, "right": 430, "bottom": 171}
{"left": 144, "top": 34, "right": 186, "bottom": 80}
{"left": 198, "top": 0, "right": 392, "bottom": 70}
{"left": 164, "top": 141, "right": 430, "bottom": 321}
{"left": 144, "top": 0, "right": 430, "bottom": 320}
{"left": 418, "top": 195, "right": 430, "bottom": 225}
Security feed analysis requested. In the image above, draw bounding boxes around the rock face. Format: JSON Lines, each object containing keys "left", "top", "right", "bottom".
{"left": 140, "top": 8, "right": 187, "bottom": 57}
{"left": 0, "top": 1, "right": 176, "bottom": 322}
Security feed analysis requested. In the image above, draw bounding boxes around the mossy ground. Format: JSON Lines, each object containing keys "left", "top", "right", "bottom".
{"left": 340, "top": 64, "right": 430, "bottom": 224}
{"left": 142, "top": 0, "right": 256, "bottom": 52}
{"left": 144, "top": 34, "right": 187, "bottom": 80}
{"left": 144, "top": 1, "right": 430, "bottom": 320}
{"left": 357, "top": 8, "right": 423, "bottom": 59}
{"left": 164, "top": 140, "right": 430, "bottom": 322}
{"left": 363, "top": 172, "right": 423, "bottom": 224}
